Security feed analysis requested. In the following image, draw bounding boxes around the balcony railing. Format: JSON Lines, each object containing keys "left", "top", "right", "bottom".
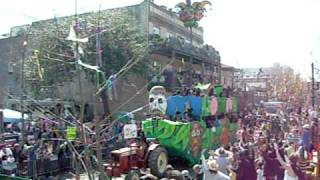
{"left": 149, "top": 35, "right": 220, "bottom": 64}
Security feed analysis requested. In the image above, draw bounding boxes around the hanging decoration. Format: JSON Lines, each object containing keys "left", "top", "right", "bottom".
{"left": 66, "top": 25, "right": 88, "bottom": 43}
{"left": 109, "top": 74, "right": 118, "bottom": 100}
{"left": 77, "top": 59, "right": 102, "bottom": 72}
{"left": 96, "top": 74, "right": 117, "bottom": 97}
{"left": 176, "top": 0, "right": 211, "bottom": 28}
{"left": 105, "top": 74, "right": 118, "bottom": 100}
{"left": 33, "top": 50, "right": 44, "bottom": 81}
{"left": 96, "top": 26, "right": 103, "bottom": 67}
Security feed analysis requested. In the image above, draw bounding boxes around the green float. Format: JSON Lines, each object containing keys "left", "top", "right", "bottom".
{"left": 142, "top": 119, "right": 238, "bottom": 165}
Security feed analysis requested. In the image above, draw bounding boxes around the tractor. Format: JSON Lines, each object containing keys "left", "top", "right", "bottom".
{"left": 104, "top": 138, "right": 168, "bottom": 179}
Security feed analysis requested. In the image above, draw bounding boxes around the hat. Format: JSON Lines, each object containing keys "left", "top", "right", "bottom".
{"left": 166, "top": 165, "right": 174, "bottom": 171}
{"left": 182, "top": 170, "right": 190, "bottom": 177}
{"left": 141, "top": 168, "right": 151, "bottom": 175}
{"left": 140, "top": 174, "right": 158, "bottom": 180}
{"left": 207, "top": 160, "right": 219, "bottom": 171}
{"left": 303, "top": 124, "right": 310, "bottom": 129}
{"left": 193, "top": 164, "right": 201, "bottom": 170}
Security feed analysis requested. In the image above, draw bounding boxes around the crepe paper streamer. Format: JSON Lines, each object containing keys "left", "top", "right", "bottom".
{"left": 96, "top": 26, "right": 103, "bottom": 67}
{"left": 96, "top": 71, "right": 100, "bottom": 86}
{"left": 77, "top": 59, "right": 102, "bottom": 72}
{"left": 33, "top": 50, "right": 44, "bottom": 81}
{"left": 95, "top": 74, "right": 117, "bottom": 95}
{"left": 117, "top": 105, "right": 147, "bottom": 121}
{"left": 109, "top": 74, "right": 118, "bottom": 100}
{"left": 66, "top": 25, "right": 88, "bottom": 43}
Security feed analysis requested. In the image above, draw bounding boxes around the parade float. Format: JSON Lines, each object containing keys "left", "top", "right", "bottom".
{"left": 142, "top": 85, "right": 238, "bottom": 165}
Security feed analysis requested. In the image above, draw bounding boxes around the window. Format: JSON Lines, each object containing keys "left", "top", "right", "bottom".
{"left": 153, "top": 27, "right": 160, "bottom": 35}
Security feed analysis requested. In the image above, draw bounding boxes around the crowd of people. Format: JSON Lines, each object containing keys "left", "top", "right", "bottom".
{"left": 0, "top": 108, "right": 128, "bottom": 179}
{"left": 138, "top": 106, "right": 319, "bottom": 180}
{"left": 0, "top": 118, "right": 75, "bottom": 178}
{"left": 1, "top": 88, "right": 319, "bottom": 180}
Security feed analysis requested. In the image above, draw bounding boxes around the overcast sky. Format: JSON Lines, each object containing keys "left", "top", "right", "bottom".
{"left": 1, "top": 0, "right": 320, "bottom": 78}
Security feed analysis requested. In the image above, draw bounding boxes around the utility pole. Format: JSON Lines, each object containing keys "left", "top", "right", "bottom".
{"left": 73, "top": 1, "right": 87, "bottom": 179}
{"left": 20, "top": 38, "right": 28, "bottom": 145}
{"left": 311, "top": 63, "right": 315, "bottom": 109}
{"left": 0, "top": 105, "right": 4, "bottom": 143}
{"left": 95, "top": 1, "right": 108, "bottom": 178}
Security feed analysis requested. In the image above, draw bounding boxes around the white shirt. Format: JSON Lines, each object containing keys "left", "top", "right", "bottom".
{"left": 216, "top": 156, "right": 231, "bottom": 175}
{"left": 257, "top": 169, "right": 264, "bottom": 180}
{"left": 284, "top": 170, "right": 298, "bottom": 180}
{"left": 0, "top": 148, "right": 13, "bottom": 159}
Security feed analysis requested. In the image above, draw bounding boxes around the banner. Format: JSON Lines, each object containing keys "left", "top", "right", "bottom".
{"left": 123, "top": 124, "right": 138, "bottom": 139}
{"left": 67, "top": 126, "right": 77, "bottom": 141}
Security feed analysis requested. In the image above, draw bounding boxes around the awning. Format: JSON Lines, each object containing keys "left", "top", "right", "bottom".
{"left": 0, "top": 109, "right": 28, "bottom": 123}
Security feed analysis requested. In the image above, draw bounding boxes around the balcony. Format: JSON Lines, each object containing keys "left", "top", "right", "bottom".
{"left": 149, "top": 35, "right": 220, "bottom": 65}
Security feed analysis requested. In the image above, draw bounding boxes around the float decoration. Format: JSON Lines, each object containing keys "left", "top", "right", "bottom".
{"left": 176, "top": 0, "right": 211, "bottom": 28}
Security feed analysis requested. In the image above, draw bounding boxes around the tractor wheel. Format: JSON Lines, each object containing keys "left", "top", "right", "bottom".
{"left": 148, "top": 147, "right": 168, "bottom": 178}
{"left": 125, "top": 170, "right": 140, "bottom": 180}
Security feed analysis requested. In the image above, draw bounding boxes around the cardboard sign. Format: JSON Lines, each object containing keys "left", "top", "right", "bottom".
{"left": 67, "top": 127, "right": 77, "bottom": 141}
{"left": 123, "top": 124, "right": 137, "bottom": 139}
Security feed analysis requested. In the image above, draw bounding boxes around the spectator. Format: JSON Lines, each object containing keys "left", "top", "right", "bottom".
{"left": 193, "top": 164, "right": 203, "bottom": 180}
{"left": 181, "top": 170, "right": 192, "bottom": 180}
{"left": 237, "top": 150, "right": 257, "bottom": 180}
{"left": 275, "top": 144, "right": 305, "bottom": 180}
{"left": 215, "top": 149, "right": 231, "bottom": 175}
{"left": 201, "top": 149, "right": 230, "bottom": 180}
{"left": 256, "top": 162, "right": 264, "bottom": 180}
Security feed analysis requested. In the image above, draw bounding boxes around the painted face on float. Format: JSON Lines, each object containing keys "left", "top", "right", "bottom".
{"left": 149, "top": 86, "right": 167, "bottom": 115}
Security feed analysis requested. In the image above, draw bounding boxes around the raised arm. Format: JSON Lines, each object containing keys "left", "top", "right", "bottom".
{"left": 274, "top": 144, "right": 290, "bottom": 170}
{"left": 201, "top": 149, "right": 208, "bottom": 170}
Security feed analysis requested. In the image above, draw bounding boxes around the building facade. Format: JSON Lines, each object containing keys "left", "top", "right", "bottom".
{"left": 0, "top": 0, "right": 221, "bottom": 118}
{"left": 221, "top": 64, "right": 239, "bottom": 89}
{"left": 236, "top": 64, "right": 295, "bottom": 104}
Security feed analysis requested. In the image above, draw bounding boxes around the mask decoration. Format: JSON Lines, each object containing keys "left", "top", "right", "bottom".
{"left": 190, "top": 122, "right": 202, "bottom": 157}
{"left": 149, "top": 86, "right": 167, "bottom": 115}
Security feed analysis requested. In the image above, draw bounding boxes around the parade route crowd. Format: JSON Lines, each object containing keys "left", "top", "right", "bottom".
{"left": 0, "top": 103, "right": 319, "bottom": 180}
{"left": 140, "top": 107, "right": 319, "bottom": 180}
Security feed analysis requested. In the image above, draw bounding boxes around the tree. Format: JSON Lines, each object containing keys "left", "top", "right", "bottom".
{"left": 24, "top": 8, "right": 150, "bottom": 113}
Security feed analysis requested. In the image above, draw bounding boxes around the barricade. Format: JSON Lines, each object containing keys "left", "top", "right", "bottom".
{"left": 3, "top": 156, "right": 73, "bottom": 178}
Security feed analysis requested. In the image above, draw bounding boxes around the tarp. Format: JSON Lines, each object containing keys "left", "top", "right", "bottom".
{"left": 0, "top": 109, "right": 28, "bottom": 123}
{"left": 214, "top": 85, "right": 223, "bottom": 96}
{"left": 218, "top": 97, "right": 227, "bottom": 113}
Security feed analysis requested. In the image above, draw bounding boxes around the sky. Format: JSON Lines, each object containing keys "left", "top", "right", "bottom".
{"left": 1, "top": 0, "right": 320, "bottom": 78}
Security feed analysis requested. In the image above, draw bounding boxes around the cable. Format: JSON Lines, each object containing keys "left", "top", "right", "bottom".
{"left": 98, "top": 57, "right": 175, "bottom": 135}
